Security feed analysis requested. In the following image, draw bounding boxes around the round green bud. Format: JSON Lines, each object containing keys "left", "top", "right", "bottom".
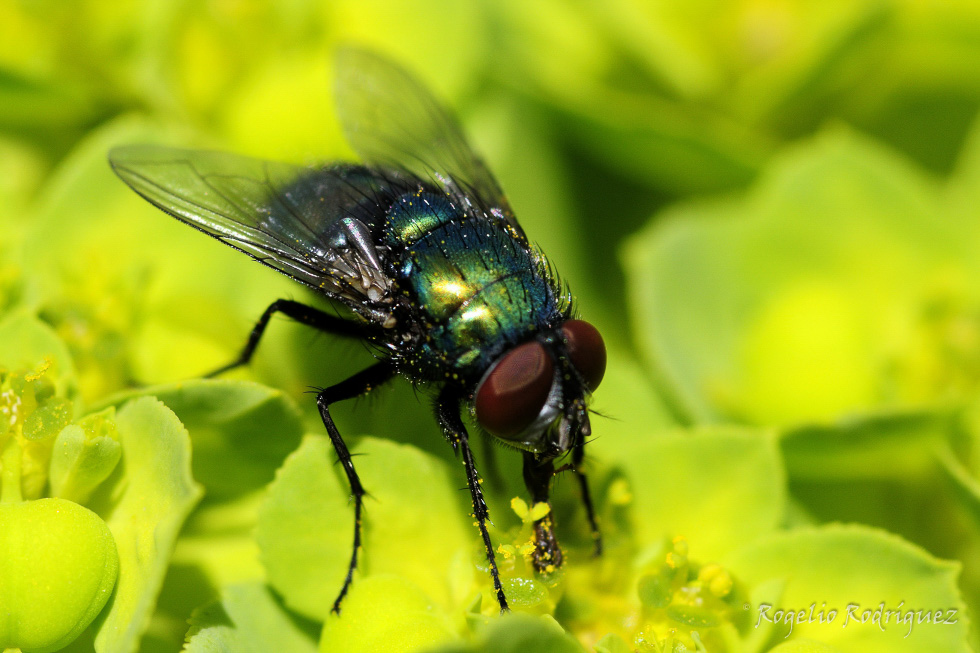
{"left": 0, "top": 497, "right": 119, "bottom": 652}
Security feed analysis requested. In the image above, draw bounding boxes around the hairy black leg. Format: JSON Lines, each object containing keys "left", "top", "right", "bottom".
{"left": 572, "top": 443, "right": 602, "bottom": 556}
{"left": 436, "top": 387, "right": 509, "bottom": 613}
{"left": 522, "top": 453, "right": 563, "bottom": 572}
{"left": 316, "top": 362, "right": 396, "bottom": 614}
{"left": 207, "top": 299, "right": 374, "bottom": 377}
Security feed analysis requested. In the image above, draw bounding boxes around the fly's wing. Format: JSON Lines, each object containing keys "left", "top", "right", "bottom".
{"left": 334, "top": 48, "right": 526, "bottom": 239}
{"left": 108, "top": 145, "right": 415, "bottom": 315}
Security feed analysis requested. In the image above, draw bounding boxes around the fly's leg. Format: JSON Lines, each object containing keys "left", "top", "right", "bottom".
{"left": 316, "top": 362, "right": 396, "bottom": 614}
{"left": 207, "top": 299, "right": 375, "bottom": 377}
{"left": 522, "top": 453, "right": 563, "bottom": 572}
{"left": 572, "top": 443, "right": 602, "bottom": 556}
{"left": 435, "top": 388, "right": 509, "bottom": 613}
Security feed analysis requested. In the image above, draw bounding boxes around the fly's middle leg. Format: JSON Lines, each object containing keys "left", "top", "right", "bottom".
{"left": 315, "top": 361, "right": 395, "bottom": 614}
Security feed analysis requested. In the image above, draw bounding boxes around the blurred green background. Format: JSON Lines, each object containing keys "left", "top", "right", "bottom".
{"left": 4, "top": 0, "right": 980, "bottom": 651}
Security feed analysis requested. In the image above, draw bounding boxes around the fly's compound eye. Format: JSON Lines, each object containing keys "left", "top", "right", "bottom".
{"left": 561, "top": 319, "right": 606, "bottom": 391}
{"left": 475, "top": 341, "right": 554, "bottom": 440}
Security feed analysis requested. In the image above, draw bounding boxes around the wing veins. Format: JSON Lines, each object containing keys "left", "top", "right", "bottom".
{"left": 192, "top": 166, "right": 313, "bottom": 256}
{"left": 258, "top": 158, "right": 325, "bottom": 245}
{"left": 116, "top": 160, "right": 335, "bottom": 285}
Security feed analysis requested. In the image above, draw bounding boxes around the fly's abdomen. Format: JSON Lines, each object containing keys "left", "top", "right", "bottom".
{"left": 385, "top": 192, "right": 559, "bottom": 378}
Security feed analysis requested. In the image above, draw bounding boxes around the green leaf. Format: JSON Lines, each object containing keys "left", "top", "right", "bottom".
{"left": 948, "top": 112, "right": 980, "bottom": 227}
{"left": 170, "top": 490, "right": 268, "bottom": 584}
{"left": 597, "top": 427, "right": 784, "bottom": 562}
{"left": 184, "top": 583, "right": 318, "bottom": 653}
{"left": 768, "top": 640, "right": 844, "bottom": 653}
{"left": 149, "top": 492, "right": 269, "bottom": 653}
{"left": 624, "top": 128, "right": 974, "bottom": 426}
{"left": 727, "top": 524, "right": 971, "bottom": 652}
{"left": 587, "top": 344, "right": 677, "bottom": 439}
{"left": 0, "top": 312, "right": 77, "bottom": 401}
{"left": 319, "top": 575, "right": 457, "bottom": 653}
{"left": 561, "top": 91, "right": 768, "bottom": 194}
{"left": 937, "top": 444, "right": 980, "bottom": 526}
{"left": 0, "top": 136, "right": 44, "bottom": 236}
{"left": 744, "top": 578, "right": 788, "bottom": 653}
{"left": 593, "top": 632, "right": 632, "bottom": 653}
{"left": 86, "top": 396, "right": 203, "bottom": 653}
{"left": 780, "top": 410, "right": 957, "bottom": 481}
{"left": 257, "top": 435, "right": 472, "bottom": 621}
{"left": 426, "top": 613, "right": 584, "bottom": 653}
{"left": 496, "top": 1, "right": 980, "bottom": 177}
{"left": 490, "top": 0, "right": 769, "bottom": 195}
{"left": 96, "top": 379, "right": 304, "bottom": 500}
{"left": 0, "top": 67, "right": 99, "bottom": 132}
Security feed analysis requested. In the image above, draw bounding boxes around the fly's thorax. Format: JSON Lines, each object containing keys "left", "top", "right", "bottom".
{"left": 383, "top": 191, "right": 563, "bottom": 381}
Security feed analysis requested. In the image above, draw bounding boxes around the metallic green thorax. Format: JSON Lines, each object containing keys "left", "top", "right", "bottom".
{"left": 384, "top": 191, "right": 562, "bottom": 381}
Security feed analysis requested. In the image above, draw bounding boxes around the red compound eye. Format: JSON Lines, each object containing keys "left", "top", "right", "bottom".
{"left": 561, "top": 320, "right": 606, "bottom": 391}
{"left": 475, "top": 341, "right": 554, "bottom": 440}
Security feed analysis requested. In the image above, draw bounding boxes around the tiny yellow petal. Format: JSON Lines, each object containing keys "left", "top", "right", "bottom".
{"left": 510, "top": 497, "right": 529, "bottom": 519}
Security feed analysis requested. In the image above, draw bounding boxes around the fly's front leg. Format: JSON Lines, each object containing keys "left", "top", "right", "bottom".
{"left": 522, "top": 452, "right": 563, "bottom": 572}
{"left": 208, "top": 298, "right": 374, "bottom": 377}
{"left": 316, "top": 361, "right": 396, "bottom": 614}
{"left": 436, "top": 388, "right": 509, "bottom": 613}
{"left": 572, "top": 442, "right": 602, "bottom": 556}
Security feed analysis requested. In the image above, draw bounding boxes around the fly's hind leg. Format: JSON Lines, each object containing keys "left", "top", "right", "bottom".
{"left": 207, "top": 298, "right": 375, "bottom": 377}
{"left": 316, "top": 361, "right": 396, "bottom": 614}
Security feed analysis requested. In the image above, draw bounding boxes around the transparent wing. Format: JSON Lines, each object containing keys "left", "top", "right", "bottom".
{"left": 108, "top": 144, "right": 413, "bottom": 311}
{"left": 334, "top": 47, "right": 525, "bottom": 237}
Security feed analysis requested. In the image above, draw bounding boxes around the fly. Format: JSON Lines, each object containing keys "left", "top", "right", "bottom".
{"left": 108, "top": 48, "right": 607, "bottom": 614}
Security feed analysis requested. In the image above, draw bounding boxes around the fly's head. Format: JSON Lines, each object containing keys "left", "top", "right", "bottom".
{"left": 472, "top": 320, "right": 606, "bottom": 460}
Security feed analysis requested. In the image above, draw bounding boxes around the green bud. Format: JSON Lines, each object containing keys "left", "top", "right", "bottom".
{"left": 501, "top": 575, "right": 551, "bottom": 610}
{"left": 48, "top": 408, "right": 121, "bottom": 504}
{"left": 0, "top": 497, "right": 119, "bottom": 652}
